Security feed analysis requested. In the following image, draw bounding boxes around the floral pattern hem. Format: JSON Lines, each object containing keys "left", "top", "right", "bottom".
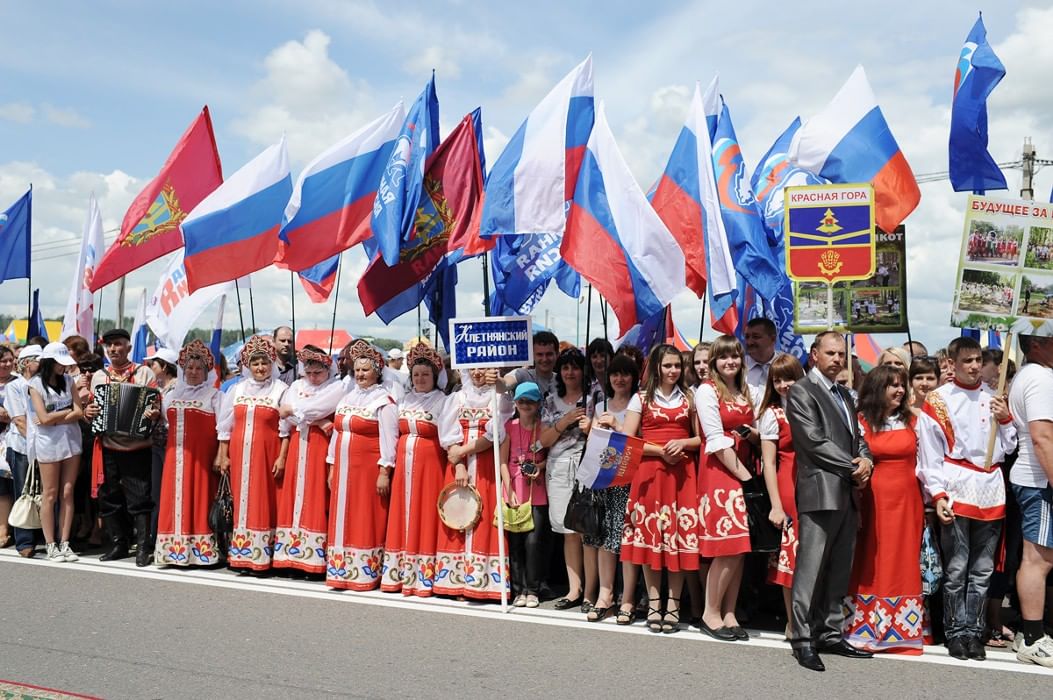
{"left": 155, "top": 533, "right": 220, "bottom": 567}
{"left": 228, "top": 528, "right": 274, "bottom": 570}
{"left": 431, "top": 552, "right": 509, "bottom": 600}
{"left": 272, "top": 528, "right": 327, "bottom": 573}
{"left": 326, "top": 545, "right": 385, "bottom": 590}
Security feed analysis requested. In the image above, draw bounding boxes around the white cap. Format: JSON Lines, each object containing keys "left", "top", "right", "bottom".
{"left": 17, "top": 344, "right": 42, "bottom": 361}
{"left": 40, "top": 341, "right": 76, "bottom": 366}
{"left": 388, "top": 348, "right": 404, "bottom": 360}
{"left": 146, "top": 347, "right": 180, "bottom": 366}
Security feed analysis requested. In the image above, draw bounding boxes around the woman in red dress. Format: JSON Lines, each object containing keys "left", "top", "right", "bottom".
{"left": 844, "top": 364, "right": 925, "bottom": 655}
{"left": 325, "top": 340, "right": 397, "bottom": 591}
{"left": 620, "top": 343, "right": 700, "bottom": 634}
{"left": 382, "top": 343, "right": 460, "bottom": 596}
{"left": 757, "top": 354, "right": 806, "bottom": 638}
{"left": 695, "top": 334, "right": 756, "bottom": 642}
{"left": 435, "top": 368, "right": 512, "bottom": 602}
{"left": 155, "top": 340, "right": 222, "bottom": 567}
{"left": 273, "top": 345, "right": 343, "bottom": 574}
{"left": 215, "top": 336, "right": 290, "bottom": 571}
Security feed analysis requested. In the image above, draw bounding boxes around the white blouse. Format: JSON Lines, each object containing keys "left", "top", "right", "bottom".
{"left": 694, "top": 383, "right": 741, "bottom": 455}
{"left": 399, "top": 389, "right": 463, "bottom": 446}
{"left": 216, "top": 377, "right": 288, "bottom": 441}
{"left": 327, "top": 383, "right": 398, "bottom": 467}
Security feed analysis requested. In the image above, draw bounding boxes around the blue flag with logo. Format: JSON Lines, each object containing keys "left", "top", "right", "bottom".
{"left": 27, "top": 288, "right": 47, "bottom": 342}
{"left": 489, "top": 233, "right": 580, "bottom": 315}
{"left": 950, "top": 14, "right": 1007, "bottom": 193}
{"left": 0, "top": 188, "right": 31, "bottom": 284}
{"left": 370, "top": 75, "right": 440, "bottom": 266}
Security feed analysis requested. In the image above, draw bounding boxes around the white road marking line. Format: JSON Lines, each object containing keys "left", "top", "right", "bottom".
{"left": 3, "top": 551, "right": 1050, "bottom": 676}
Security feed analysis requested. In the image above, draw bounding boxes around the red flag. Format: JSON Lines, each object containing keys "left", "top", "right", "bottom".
{"left": 90, "top": 107, "right": 223, "bottom": 291}
{"left": 357, "top": 109, "right": 487, "bottom": 316}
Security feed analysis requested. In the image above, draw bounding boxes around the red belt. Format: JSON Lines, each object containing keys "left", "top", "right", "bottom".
{"left": 946, "top": 456, "right": 1001, "bottom": 474}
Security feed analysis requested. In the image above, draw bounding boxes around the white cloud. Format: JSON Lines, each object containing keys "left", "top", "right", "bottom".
{"left": 404, "top": 46, "right": 460, "bottom": 80}
{"left": 0, "top": 102, "right": 34, "bottom": 124}
{"left": 42, "top": 104, "right": 90, "bottom": 129}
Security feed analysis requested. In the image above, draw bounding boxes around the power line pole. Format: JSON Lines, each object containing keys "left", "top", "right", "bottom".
{"left": 1021, "top": 138, "right": 1036, "bottom": 201}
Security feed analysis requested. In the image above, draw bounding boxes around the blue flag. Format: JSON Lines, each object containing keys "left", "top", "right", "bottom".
{"left": 950, "top": 14, "right": 1007, "bottom": 193}
{"left": 489, "top": 233, "right": 579, "bottom": 315}
{"left": 27, "top": 288, "right": 47, "bottom": 342}
{"left": 370, "top": 75, "right": 440, "bottom": 266}
{"left": 0, "top": 188, "right": 31, "bottom": 284}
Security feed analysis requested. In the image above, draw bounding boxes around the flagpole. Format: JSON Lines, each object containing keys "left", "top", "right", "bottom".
{"left": 328, "top": 254, "right": 343, "bottom": 355}
{"left": 116, "top": 276, "right": 126, "bottom": 330}
{"left": 234, "top": 279, "right": 246, "bottom": 343}
{"left": 481, "top": 252, "right": 490, "bottom": 317}
{"left": 26, "top": 183, "right": 32, "bottom": 326}
{"left": 289, "top": 271, "right": 297, "bottom": 346}
{"left": 417, "top": 303, "right": 423, "bottom": 342}
{"left": 585, "top": 284, "right": 593, "bottom": 347}
{"left": 248, "top": 286, "right": 257, "bottom": 334}
{"left": 698, "top": 294, "right": 707, "bottom": 344}
{"left": 95, "top": 288, "right": 104, "bottom": 340}
{"left": 601, "top": 298, "right": 609, "bottom": 341}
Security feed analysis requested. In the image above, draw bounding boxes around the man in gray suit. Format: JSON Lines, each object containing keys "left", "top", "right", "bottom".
{"left": 785, "top": 331, "right": 874, "bottom": 671}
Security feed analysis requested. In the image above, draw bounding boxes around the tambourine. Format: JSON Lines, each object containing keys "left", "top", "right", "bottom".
{"left": 437, "top": 483, "right": 482, "bottom": 531}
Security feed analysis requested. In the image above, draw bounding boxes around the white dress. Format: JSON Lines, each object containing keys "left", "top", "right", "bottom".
{"left": 28, "top": 375, "right": 82, "bottom": 463}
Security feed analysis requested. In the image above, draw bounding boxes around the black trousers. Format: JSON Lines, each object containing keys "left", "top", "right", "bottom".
{"left": 509, "top": 506, "right": 550, "bottom": 596}
{"left": 98, "top": 447, "right": 154, "bottom": 524}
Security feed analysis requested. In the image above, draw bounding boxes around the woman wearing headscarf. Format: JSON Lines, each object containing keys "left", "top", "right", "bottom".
{"left": 155, "top": 340, "right": 223, "bottom": 567}
{"left": 273, "top": 345, "right": 344, "bottom": 574}
{"left": 215, "top": 335, "right": 290, "bottom": 571}
{"left": 382, "top": 343, "right": 461, "bottom": 596}
{"left": 325, "top": 340, "right": 398, "bottom": 591}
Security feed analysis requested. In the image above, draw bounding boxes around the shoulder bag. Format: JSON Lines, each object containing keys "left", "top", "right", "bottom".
{"left": 8, "top": 462, "right": 41, "bottom": 530}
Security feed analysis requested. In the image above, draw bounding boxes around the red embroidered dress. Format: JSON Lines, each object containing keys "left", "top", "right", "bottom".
{"left": 759, "top": 406, "right": 798, "bottom": 587}
{"left": 696, "top": 382, "right": 753, "bottom": 558}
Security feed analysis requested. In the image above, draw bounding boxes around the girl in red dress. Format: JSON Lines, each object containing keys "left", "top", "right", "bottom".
{"left": 845, "top": 364, "right": 925, "bottom": 655}
{"left": 325, "top": 340, "right": 397, "bottom": 591}
{"left": 273, "top": 346, "right": 343, "bottom": 574}
{"left": 695, "top": 334, "right": 757, "bottom": 641}
{"left": 215, "top": 336, "right": 289, "bottom": 571}
{"left": 434, "top": 369, "right": 512, "bottom": 601}
{"left": 382, "top": 343, "right": 460, "bottom": 596}
{"left": 155, "top": 340, "right": 222, "bottom": 567}
{"left": 620, "top": 343, "right": 701, "bottom": 634}
{"left": 757, "top": 354, "right": 806, "bottom": 638}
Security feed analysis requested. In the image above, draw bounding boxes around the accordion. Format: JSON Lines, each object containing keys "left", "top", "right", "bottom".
{"left": 91, "top": 383, "right": 160, "bottom": 440}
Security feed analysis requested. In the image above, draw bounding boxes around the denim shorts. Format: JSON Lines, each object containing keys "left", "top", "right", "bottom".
{"left": 1012, "top": 483, "right": 1053, "bottom": 549}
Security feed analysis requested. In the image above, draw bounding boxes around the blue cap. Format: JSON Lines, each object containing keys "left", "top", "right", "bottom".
{"left": 513, "top": 382, "right": 541, "bottom": 402}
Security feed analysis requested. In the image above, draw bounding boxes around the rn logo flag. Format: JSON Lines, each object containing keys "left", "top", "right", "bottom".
{"left": 949, "top": 14, "right": 1007, "bottom": 193}
{"left": 182, "top": 136, "right": 292, "bottom": 292}
{"left": 789, "top": 66, "right": 920, "bottom": 234}
{"left": 61, "top": 194, "right": 106, "bottom": 345}
{"left": 562, "top": 102, "right": 686, "bottom": 333}
{"left": 276, "top": 103, "right": 405, "bottom": 272}
{"left": 91, "top": 108, "right": 223, "bottom": 291}
{"left": 0, "top": 188, "right": 32, "bottom": 284}
{"left": 145, "top": 249, "right": 234, "bottom": 350}
{"left": 576, "top": 427, "right": 644, "bottom": 489}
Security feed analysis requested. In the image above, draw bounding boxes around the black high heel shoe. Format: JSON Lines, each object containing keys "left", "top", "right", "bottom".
{"left": 662, "top": 596, "right": 681, "bottom": 634}
{"left": 646, "top": 597, "right": 664, "bottom": 633}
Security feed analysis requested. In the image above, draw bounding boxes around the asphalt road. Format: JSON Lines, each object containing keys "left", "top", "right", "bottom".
{"left": 0, "top": 553, "right": 1048, "bottom": 699}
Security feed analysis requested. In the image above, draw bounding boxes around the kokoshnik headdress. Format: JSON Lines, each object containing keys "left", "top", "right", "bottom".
{"left": 240, "top": 334, "right": 277, "bottom": 367}
{"left": 298, "top": 346, "right": 333, "bottom": 368}
{"left": 406, "top": 342, "right": 443, "bottom": 374}
{"left": 178, "top": 339, "right": 215, "bottom": 370}
{"left": 347, "top": 339, "right": 384, "bottom": 376}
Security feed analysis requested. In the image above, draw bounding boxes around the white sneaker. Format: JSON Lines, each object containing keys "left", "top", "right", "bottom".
{"left": 1016, "top": 635, "right": 1053, "bottom": 668}
{"left": 46, "top": 543, "right": 63, "bottom": 562}
{"left": 513, "top": 594, "right": 527, "bottom": 607}
{"left": 59, "top": 542, "right": 79, "bottom": 562}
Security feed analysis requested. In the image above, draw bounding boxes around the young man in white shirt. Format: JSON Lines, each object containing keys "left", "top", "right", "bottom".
{"left": 503, "top": 331, "right": 560, "bottom": 400}
{"left": 743, "top": 318, "right": 779, "bottom": 413}
{"left": 1008, "top": 333, "right": 1053, "bottom": 667}
{"left": 917, "top": 336, "right": 1015, "bottom": 661}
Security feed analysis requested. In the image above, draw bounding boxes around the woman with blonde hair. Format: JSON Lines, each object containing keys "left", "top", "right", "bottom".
{"left": 695, "top": 334, "right": 756, "bottom": 641}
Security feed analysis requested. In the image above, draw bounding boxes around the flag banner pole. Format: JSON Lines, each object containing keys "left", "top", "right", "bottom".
{"left": 585, "top": 284, "right": 593, "bottom": 346}
{"left": 984, "top": 331, "right": 1014, "bottom": 467}
{"left": 847, "top": 333, "right": 855, "bottom": 391}
{"left": 826, "top": 282, "right": 835, "bottom": 330}
{"left": 417, "top": 303, "right": 423, "bottom": 341}
{"left": 481, "top": 252, "right": 491, "bottom": 317}
{"left": 116, "top": 276, "right": 126, "bottom": 330}
{"left": 328, "top": 254, "right": 343, "bottom": 355}
{"left": 95, "top": 287, "right": 104, "bottom": 339}
{"left": 491, "top": 384, "right": 508, "bottom": 613}
{"left": 601, "top": 297, "right": 609, "bottom": 341}
{"left": 290, "top": 271, "right": 297, "bottom": 345}
{"left": 234, "top": 279, "right": 246, "bottom": 343}
{"left": 26, "top": 183, "right": 33, "bottom": 326}
{"left": 698, "top": 293, "right": 707, "bottom": 344}
{"left": 248, "top": 286, "right": 257, "bottom": 334}
{"left": 26, "top": 279, "right": 31, "bottom": 330}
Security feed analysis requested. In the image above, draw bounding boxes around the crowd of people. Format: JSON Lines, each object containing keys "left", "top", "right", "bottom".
{"left": 969, "top": 229, "right": 1020, "bottom": 262}
{"left": 1, "top": 320, "right": 1052, "bottom": 673}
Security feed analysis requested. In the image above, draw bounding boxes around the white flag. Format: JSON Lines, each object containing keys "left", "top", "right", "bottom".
{"left": 61, "top": 194, "right": 106, "bottom": 345}
{"left": 146, "top": 249, "right": 234, "bottom": 350}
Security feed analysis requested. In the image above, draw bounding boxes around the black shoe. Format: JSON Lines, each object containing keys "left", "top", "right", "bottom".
{"left": 134, "top": 514, "right": 152, "bottom": 568}
{"left": 947, "top": 637, "right": 969, "bottom": 660}
{"left": 699, "top": 620, "right": 738, "bottom": 641}
{"left": 965, "top": 636, "right": 986, "bottom": 661}
{"left": 646, "top": 598, "right": 664, "bottom": 634}
{"left": 100, "top": 541, "right": 130, "bottom": 561}
{"left": 819, "top": 640, "right": 873, "bottom": 658}
{"left": 553, "top": 595, "right": 583, "bottom": 610}
{"left": 662, "top": 597, "right": 681, "bottom": 634}
{"left": 730, "top": 625, "right": 750, "bottom": 641}
{"left": 793, "top": 646, "right": 826, "bottom": 672}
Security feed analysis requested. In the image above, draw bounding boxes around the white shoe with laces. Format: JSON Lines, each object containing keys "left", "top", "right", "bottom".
{"left": 59, "top": 542, "right": 79, "bottom": 562}
{"left": 1016, "top": 635, "right": 1053, "bottom": 668}
{"left": 46, "top": 543, "right": 63, "bottom": 562}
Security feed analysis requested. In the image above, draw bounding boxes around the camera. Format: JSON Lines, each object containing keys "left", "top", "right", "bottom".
{"left": 519, "top": 460, "right": 539, "bottom": 477}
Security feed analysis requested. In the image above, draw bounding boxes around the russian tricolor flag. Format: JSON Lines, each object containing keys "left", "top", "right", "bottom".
{"left": 562, "top": 103, "right": 686, "bottom": 334}
{"left": 181, "top": 136, "right": 292, "bottom": 292}
{"left": 275, "top": 103, "right": 406, "bottom": 272}
{"left": 577, "top": 427, "right": 644, "bottom": 489}
{"left": 789, "top": 66, "right": 920, "bottom": 233}
{"left": 480, "top": 55, "right": 594, "bottom": 237}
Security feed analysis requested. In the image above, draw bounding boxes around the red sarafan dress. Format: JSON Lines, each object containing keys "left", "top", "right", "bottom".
{"left": 218, "top": 377, "right": 288, "bottom": 571}
{"left": 382, "top": 389, "right": 460, "bottom": 596}
{"left": 433, "top": 382, "right": 511, "bottom": 600}
{"left": 696, "top": 382, "right": 753, "bottom": 558}
{"left": 155, "top": 380, "right": 221, "bottom": 567}
{"left": 326, "top": 383, "right": 397, "bottom": 591}
{"left": 759, "top": 406, "right": 798, "bottom": 587}
{"left": 844, "top": 416, "right": 925, "bottom": 655}
{"left": 272, "top": 377, "right": 343, "bottom": 574}
{"left": 620, "top": 388, "right": 700, "bottom": 572}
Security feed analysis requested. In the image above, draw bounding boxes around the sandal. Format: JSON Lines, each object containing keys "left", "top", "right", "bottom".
{"left": 646, "top": 597, "right": 664, "bottom": 634}
{"left": 581, "top": 599, "right": 595, "bottom": 615}
{"left": 986, "top": 629, "right": 1011, "bottom": 648}
{"left": 553, "top": 595, "right": 583, "bottom": 610}
{"left": 587, "top": 605, "right": 613, "bottom": 623}
{"left": 616, "top": 606, "right": 636, "bottom": 626}
{"left": 662, "top": 596, "right": 681, "bottom": 634}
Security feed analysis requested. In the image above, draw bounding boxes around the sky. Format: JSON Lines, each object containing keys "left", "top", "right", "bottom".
{"left": 3, "top": 1, "right": 1053, "bottom": 353}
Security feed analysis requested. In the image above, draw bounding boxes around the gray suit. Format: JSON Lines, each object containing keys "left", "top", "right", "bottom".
{"left": 785, "top": 369, "right": 873, "bottom": 649}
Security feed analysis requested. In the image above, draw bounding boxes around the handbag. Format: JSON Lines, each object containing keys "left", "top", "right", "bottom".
{"left": 208, "top": 472, "right": 234, "bottom": 561}
{"left": 564, "top": 480, "right": 605, "bottom": 540}
{"left": 8, "top": 462, "right": 41, "bottom": 530}
{"left": 742, "top": 476, "right": 782, "bottom": 554}
{"left": 495, "top": 497, "right": 535, "bottom": 534}
{"left": 920, "top": 521, "right": 943, "bottom": 595}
